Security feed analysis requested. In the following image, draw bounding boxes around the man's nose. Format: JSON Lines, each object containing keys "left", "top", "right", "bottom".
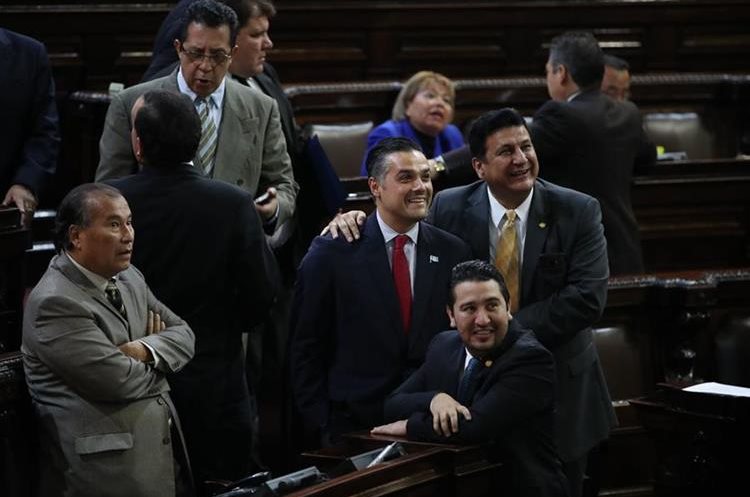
{"left": 264, "top": 34, "right": 273, "bottom": 49}
{"left": 475, "top": 309, "right": 490, "bottom": 325}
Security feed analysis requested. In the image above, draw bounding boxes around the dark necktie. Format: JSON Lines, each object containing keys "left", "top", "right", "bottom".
{"left": 392, "top": 234, "right": 412, "bottom": 333}
{"left": 105, "top": 279, "right": 127, "bottom": 319}
{"left": 457, "top": 357, "right": 481, "bottom": 405}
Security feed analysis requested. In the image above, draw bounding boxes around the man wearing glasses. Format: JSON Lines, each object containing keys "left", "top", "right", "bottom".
{"left": 96, "top": 0, "right": 297, "bottom": 236}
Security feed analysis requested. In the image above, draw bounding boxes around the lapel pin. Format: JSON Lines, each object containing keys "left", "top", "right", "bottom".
{"left": 538, "top": 222, "right": 546, "bottom": 229}
{"left": 484, "top": 360, "right": 493, "bottom": 368}
{"left": 429, "top": 255, "right": 439, "bottom": 263}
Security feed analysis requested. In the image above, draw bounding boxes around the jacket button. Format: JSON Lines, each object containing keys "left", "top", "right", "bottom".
{"left": 163, "top": 437, "right": 170, "bottom": 445}
{"left": 157, "top": 398, "right": 165, "bottom": 405}
{"left": 236, "top": 179, "right": 244, "bottom": 186}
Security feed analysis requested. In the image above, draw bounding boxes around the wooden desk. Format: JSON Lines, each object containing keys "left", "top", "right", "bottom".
{"left": 631, "top": 385, "right": 749, "bottom": 497}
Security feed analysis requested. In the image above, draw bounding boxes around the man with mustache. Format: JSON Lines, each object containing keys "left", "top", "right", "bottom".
{"left": 290, "top": 137, "right": 471, "bottom": 448}
{"left": 97, "top": 0, "right": 297, "bottom": 238}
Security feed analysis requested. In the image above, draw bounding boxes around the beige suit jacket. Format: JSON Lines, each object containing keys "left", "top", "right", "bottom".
{"left": 21, "top": 253, "right": 195, "bottom": 497}
{"left": 95, "top": 70, "right": 298, "bottom": 229}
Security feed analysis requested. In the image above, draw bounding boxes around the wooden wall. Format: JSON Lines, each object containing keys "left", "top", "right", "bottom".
{"left": 2, "top": 1, "right": 750, "bottom": 93}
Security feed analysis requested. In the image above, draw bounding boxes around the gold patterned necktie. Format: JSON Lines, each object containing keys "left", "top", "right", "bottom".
{"left": 495, "top": 209, "right": 520, "bottom": 312}
{"left": 105, "top": 279, "right": 127, "bottom": 319}
{"left": 195, "top": 97, "right": 218, "bottom": 175}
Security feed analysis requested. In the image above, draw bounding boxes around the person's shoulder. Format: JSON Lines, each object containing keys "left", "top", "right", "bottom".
{"left": 434, "top": 180, "right": 484, "bottom": 204}
{"left": 420, "top": 220, "right": 469, "bottom": 251}
{"left": 536, "top": 178, "right": 597, "bottom": 208}
{"left": 0, "top": 29, "right": 44, "bottom": 53}
{"left": 227, "top": 77, "right": 276, "bottom": 108}
{"left": 370, "top": 119, "right": 401, "bottom": 135}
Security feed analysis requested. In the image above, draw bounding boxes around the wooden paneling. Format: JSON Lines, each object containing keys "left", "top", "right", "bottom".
{"left": 2, "top": 1, "right": 750, "bottom": 92}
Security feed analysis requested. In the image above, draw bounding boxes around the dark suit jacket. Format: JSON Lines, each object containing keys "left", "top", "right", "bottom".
{"left": 290, "top": 213, "right": 472, "bottom": 436}
{"left": 0, "top": 28, "right": 59, "bottom": 197}
{"left": 107, "top": 164, "right": 280, "bottom": 482}
{"left": 427, "top": 179, "right": 616, "bottom": 461}
{"left": 385, "top": 325, "right": 568, "bottom": 497}
{"left": 141, "top": 0, "right": 192, "bottom": 83}
{"left": 22, "top": 253, "right": 194, "bottom": 497}
{"left": 530, "top": 91, "right": 656, "bottom": 275}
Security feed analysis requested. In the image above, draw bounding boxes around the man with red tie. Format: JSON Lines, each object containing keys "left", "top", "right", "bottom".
{"left": 290, "top": 137, "right": 471, "bottom": 447}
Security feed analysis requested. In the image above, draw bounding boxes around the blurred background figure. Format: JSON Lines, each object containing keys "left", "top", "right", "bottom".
{"left": 601, "top": 54, "right": 631, "bottom": 102}
{"left": 0, "top": 28, "right": 59, "bottom": 226}
{"left": 360, "top": 71, "right": 464, "bottom": 175}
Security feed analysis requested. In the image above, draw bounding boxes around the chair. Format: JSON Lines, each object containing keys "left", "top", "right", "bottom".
{"left": 307, "top": 122, "right": 373, "bottom": 178}
{"left": 643, "top": 112, "right": 715, "bottom": 160}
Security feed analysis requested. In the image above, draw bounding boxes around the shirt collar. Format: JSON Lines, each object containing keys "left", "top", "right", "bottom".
{"left": 487, "top": 185, "right": 534, "bottom": 229}
{"left": 376, "top": 210, "right": 420, "bottom": 245}
{"left": 177, "top": 66, "right": 226, "bottom": 109}
{"left": 566, "top": 90, "right": 581, "bottom": 102}
{"left": 66, "top": 252, "right": 118, "bottom": 292}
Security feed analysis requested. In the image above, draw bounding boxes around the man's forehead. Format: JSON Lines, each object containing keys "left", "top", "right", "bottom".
{"left": 454, "top": 280, "right": 504, "bottom": 302}
{"left": 184, "top": 22, "right": 232, "bottom": 48}
{"left": 386, "top": 150, "right": 429, "bottom": 171}
{"left": 489, "top": 126, "right": 531, "bottom": 145}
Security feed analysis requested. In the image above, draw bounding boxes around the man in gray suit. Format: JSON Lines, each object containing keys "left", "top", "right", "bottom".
{"left": 96, "top": 0, "right": 297, "bottom": 233}
{"left": 22, "top": 183, "right": 195, "bottom": 497}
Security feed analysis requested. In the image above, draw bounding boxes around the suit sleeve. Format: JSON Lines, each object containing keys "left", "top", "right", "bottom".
{"left": 406, "top": 343, "right": 555, "bottom": 444}
{"left": 383, "top": 337, "right": 442, "bottom": 422}
{"left": 290, "top": 238, "right": 335, "bottom": 431}
{"left": 513, "top": 197, "right": 609, "bottom": 349}
{"left": 12, "top": 41, "right": 59, "bottom": 196}
{"left": 138, "top": 285, "right": 195, "bottom": 374}
{"left": 28, "top": 294, "right": 174, "bottom": 403}
{"left": 96, "top": 91, "right": 138, "bottom": 181}
{"left": 258, "top": 98, "right": 298, "bottom": 229}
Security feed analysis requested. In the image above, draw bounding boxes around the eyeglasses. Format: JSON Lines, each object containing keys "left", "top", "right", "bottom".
{"left": 179, "top": 46, "right": 232, "bottom": 66}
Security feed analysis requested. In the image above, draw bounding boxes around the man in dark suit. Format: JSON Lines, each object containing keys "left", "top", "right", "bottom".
{"left": 372, "top": 260, "right": 568, "bottom": 497}
{"left": 327, "top": 109, "right": 614, "bottom": 497}
{"left": 97, "top": 0, "right": 298, "bottom": 237}
{"left": 22, "top": 183, "right": 195, "bottom": 497}
{"left": 531, "top": 31, "right": 655, "bottom": 275}
{"left": 434, "top": 33, "right": 655, "bottom": 276}
{"left": 291, "top": 138, "right": 471, "bottom": 446}
{"left": 106, "top": 90, "right": 279, "bottom": 492}
{"left": 0, "top": 28, "right": 59, "bottom": 225}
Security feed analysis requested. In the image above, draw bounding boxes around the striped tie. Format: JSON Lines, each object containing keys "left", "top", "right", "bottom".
{"left": 495, "top": 210, "right": 520, "bottom": 312}
{"left": 195, "top": 97, "right": 218, "bottom": 175}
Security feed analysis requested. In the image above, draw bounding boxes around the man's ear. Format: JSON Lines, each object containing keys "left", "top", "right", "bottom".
{"left": 446, "top": 305, "right": 456, "bottom": 328}
{"left": 368, "top": 177, "right": 380, "bottom": 200}
{"left": 472, "top": 157, "right": 485, "bottom": 179}
{"left": 173, "top": 38, "right": 181, "bottom": 56}
{"left": 557, "top": 64, "right": 571, "bottom": 86}
{"left": 68, "top": 225, "right": 81, "bottom": 250}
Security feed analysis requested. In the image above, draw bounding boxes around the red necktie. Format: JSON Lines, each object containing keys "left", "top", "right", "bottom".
{"left": 392, "top": 234, "right": 412, "bottom": 333}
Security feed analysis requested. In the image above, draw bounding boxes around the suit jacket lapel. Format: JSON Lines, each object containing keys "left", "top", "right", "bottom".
{"left": 214, "top": 79, "right": 256, "bottom": 177}
{"left": 55, "top": 253, "right": 132, "bottom": 333}
{"left": 362, "top": 215, "right": 404, "bottom": 334}
{"left": 465, "top": 185, "right": 491, "bottom": 260}
{"left": 521, "top": 182, "right": 550, "bottom": 304}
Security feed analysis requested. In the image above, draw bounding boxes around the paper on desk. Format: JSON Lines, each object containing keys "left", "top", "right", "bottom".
{"left": 683, "top": 382, "right": 750, "bottom": 398}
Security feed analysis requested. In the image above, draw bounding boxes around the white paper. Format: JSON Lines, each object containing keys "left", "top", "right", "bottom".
{"left": 683, "top": 382, "right": 750, "bottom": 398}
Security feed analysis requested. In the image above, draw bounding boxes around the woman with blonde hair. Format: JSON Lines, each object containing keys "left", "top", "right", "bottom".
{"left": 360, "top": 71, "right": 464, "bottom": 175}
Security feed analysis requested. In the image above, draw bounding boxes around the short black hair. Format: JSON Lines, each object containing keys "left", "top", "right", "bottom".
{"left": 179, "top": 0, "right": 239, "bottom": 46}
{"left": 54, "top": 184, "right": 123, "bottom": 252}
{"left": 548, "top": 31, "right": 605, "bottom": 91}
{"left": 221, "top": 0, "right": 276, "bottom": 28}
{"left": 365, "top": 137, "right": 422, "bottom": 181}
{"left": 603, "top": 54, "right": 629, "bottom": 71}
{"left": 468, "top": 108, "right": 529, "bottom": 161}
{"left": 134, "top": 90, "right": 202, "bottom": 167}
{"left": 448, "top": 260, "right": 510, "bottom": 308}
